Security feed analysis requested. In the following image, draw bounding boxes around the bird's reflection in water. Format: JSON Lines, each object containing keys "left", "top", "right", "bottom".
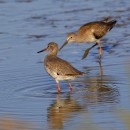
{"left": 0, "top": 117, "right": 33, "bottom": 130}
{"left": 47, "top": 92, "right": 85, "bottom": 129}
{"left": 82, "top": 61, "right": 119, "bottom": 104}
{"left": 47, "top": 62, "right": 119, "bottom": 129}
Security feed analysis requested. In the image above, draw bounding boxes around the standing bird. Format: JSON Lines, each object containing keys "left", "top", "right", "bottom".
{"left": 37, "top": 42, "right": 84, "bottom": 93}
{"left": 59, "top": 18, "right": 117, "bottom": 60}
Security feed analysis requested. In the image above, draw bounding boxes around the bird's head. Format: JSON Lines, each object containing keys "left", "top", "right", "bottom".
{"left": 59, "top": 32, "right": 76, "bottom": 51}
{"left": 37, "top": 42, "right": 58, "bottom": 55}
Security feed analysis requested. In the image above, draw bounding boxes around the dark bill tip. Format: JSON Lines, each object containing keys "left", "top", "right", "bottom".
{"left": 37, "top": 48, "right": 47, "bottom": 53}
{"left": 59, "top": 41, "right": 68, "bottom": 51}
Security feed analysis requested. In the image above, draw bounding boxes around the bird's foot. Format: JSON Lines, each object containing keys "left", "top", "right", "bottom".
{"left": 82, "top": 48, "right": 90, "bottom": 60}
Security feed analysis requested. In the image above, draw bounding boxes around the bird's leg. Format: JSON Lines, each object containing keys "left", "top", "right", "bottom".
{"left": 82, "top": 43, "right": 98, "bottom": 59}
{"left": 99, "top": 47, "right": 102, "bottom": 61}
{"left": 68, "top": 83, "right": 73, "bottom": 91}
{"left": 99, "top": 47, "right": 102, "bottom": 57}
{"left": 90, "top": 42, "right": 98, "bottom": 50}
{"left": 96, "top": 42, "right": 102, "bottom": 60}
{"left": 56, "top": 80, "right": 61, "bottom": 93}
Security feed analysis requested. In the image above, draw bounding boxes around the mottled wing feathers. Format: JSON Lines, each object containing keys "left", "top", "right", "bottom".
{"left": 45, "top": 56, "right": 84, "bottom": 76}
{"left": 93, "top": 20, "right": 116, "bottom": 39}
{"left": 78, "top": 20, "right": 116, "bottom": 39}
{"left": 93, "top": 23, "right": 109, "bottom": 39}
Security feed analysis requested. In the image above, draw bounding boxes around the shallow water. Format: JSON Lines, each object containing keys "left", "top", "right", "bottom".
{"left": 0, "top": 0, "right": 130, "bottom": 130}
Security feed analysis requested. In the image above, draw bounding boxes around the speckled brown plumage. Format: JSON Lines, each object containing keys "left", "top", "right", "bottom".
{"left": 45, "top": 55, "right": 83, "bottom": 77}
{"left": 59, "top": 18, "right": 117, "bottom": 60}
{"left": 37, "top": 42, "right": 84, "bottom": 93}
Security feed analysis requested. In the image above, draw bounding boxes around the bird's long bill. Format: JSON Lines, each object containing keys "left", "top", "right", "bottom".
{"left": 37, "top": 48, "right": 47, "bottom": 53}
{"left": 59, "top": 41, "right": 68, "bottom": 51}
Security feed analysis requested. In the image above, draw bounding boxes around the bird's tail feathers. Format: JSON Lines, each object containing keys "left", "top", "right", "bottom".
{"left": 108, "top": 20, "right": 117, "bottom": 31}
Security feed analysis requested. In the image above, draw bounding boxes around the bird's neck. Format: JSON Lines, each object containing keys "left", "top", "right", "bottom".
{"left": 73, "top": 33, "right": 79, "bottom": 42}
{"left": 75, "top": 34, "right": 85, "bottom": 43}
{"left": 48, "top": 51, "right": 58, "bottom": 56}
{"left": 45, "top": 53, "right": 57, "bottom": 62}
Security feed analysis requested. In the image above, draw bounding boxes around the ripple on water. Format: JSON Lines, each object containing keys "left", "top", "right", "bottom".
{"left": 14, "top": 75, "right": 77, "bottom": 99}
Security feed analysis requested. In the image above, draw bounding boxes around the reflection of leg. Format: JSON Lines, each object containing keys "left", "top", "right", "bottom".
{"left": 56, "top": 80, "right": 61, "bottom": 93}
{"left": 57, "top": 92, "right": 60, "bottom": 99}
{"left": 68, "top": 83, "right": 72, "bottom": 91}
{"left": 99, "top": 61, "right": 103, "bottom": 76}
{"left": 57, "top": 92, "right": 62, "bottom": 108}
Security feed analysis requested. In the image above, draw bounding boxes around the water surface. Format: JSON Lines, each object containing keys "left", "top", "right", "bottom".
{"left": 0, "top": 0, "right": 130, "bottom": 130}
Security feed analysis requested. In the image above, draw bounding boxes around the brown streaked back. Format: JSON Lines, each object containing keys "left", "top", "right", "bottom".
{"left": 44, "top": 55, "right": 84, "bottom": 77}
{"left": 78, "top": 20, "right": 117, "bottom": 39}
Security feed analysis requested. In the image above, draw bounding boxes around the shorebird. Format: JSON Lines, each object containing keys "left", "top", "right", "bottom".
{"left": 59, "top": 18, "right": 117, "bottom": 60}
{"left": 37, "top": 42, "right": 84, "bottom": 93}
